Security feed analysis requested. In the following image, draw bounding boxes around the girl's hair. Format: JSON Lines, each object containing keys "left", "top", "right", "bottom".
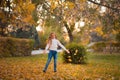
{"left": 47, "top": 33, "right": 57, "bottom": 47}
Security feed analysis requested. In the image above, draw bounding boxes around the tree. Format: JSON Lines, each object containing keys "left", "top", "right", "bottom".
{"left": 34, "top": 0, "right": 88, "bottom": 42}
{"left": 0, "top": 0, "right": 36, "bottom": 37}
{"left": 88, "top": 0, "right": 120, "bottom": 41}
{"left": 34, "top": 0, "right": 120, "bottom": 43}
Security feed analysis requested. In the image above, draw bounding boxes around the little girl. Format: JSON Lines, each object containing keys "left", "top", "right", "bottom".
{"left": 43, "top": 33, "right": 69, "bottom": 72}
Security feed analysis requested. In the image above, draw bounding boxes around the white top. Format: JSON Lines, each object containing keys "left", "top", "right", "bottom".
{"left": 45, "top": 38, "right": 67, "bottom": 51}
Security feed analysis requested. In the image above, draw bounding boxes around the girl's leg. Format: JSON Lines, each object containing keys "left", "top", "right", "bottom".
{"left": 53, "top": 51, "right": 57, "bottom": 72}
{"left": 43, "top": 51, "right": 53, "bottom": 72}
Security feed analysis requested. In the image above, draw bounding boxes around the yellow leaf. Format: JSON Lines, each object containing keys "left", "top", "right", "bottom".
{"left": 66, "top": 1, "right": 75, "bottom": 9}
{"left": 95, "top": 26, "right": 103, "bottom": 35}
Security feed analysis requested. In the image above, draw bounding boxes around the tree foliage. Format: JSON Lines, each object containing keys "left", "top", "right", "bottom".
{"left": 31, "top": 0, "right": 120, "bottom": 43}
{"left": 0, "top": 0, "right": 36, "bottom": 36}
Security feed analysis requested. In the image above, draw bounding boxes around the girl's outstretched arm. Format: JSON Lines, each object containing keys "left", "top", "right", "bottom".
{"left": 57, "top": 40, "right": 70, "bottom": 53}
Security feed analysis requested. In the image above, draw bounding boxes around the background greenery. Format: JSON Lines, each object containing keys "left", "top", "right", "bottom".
{"left": 0, "top": 37, "right": 34, "bottom": 57}
{"left": 38, "top": 26, "right": 66, "bottom": 49}
{"left": 90, "top": 41, "right": 120, "bottom": 53}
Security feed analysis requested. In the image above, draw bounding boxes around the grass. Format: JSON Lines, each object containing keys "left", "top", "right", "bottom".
{"left": 0, "top": 53, "right": 120, "bottom": 80}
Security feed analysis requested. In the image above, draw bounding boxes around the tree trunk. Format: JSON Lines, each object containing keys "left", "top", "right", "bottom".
{"left": 0, "top": 27, "right": 5, "bottom": 36}
{"left": 63, "top": 21, "right": 73, "bottom": 42}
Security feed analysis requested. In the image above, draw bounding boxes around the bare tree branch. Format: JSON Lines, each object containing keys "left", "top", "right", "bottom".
{"left": 87, "top": 0, "right": 120, "bottom": 13}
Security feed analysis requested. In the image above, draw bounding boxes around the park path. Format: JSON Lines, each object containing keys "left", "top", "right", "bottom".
{"left": 31, "top": 49, "right": 63, "bottom": 55}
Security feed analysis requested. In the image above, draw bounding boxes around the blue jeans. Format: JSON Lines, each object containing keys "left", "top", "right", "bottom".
{"left": 43, "top": 50, "right": 57, "bottom": 72}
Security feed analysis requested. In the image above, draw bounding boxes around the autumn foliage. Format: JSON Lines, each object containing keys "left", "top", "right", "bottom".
{"left": 0, "top": 53, "right": 120, "bottom": 80}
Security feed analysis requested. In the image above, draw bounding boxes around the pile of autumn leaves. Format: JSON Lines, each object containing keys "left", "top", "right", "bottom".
{"left": 0, "top": 57, "right": 81, "bottom": 80}
{"left": 0, "top": 54, "right": 120, "bottom": 80}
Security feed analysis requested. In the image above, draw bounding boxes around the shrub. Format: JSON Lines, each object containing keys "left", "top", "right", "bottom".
{"left": 63, "top": 43, "right": 87, "bottom": 64}
{"left": 0, "top": 37, "right": 34, "bottom": 57}
{"left": 90, "top": 41, "right": 120, "bottom": 53}
{"left": 116, "top": 32, "right": 120, "bottom": 42}
{"left": 91, "top": 42, "right": 106, "bottom": 52}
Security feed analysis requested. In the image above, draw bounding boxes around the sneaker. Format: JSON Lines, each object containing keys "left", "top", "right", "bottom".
{"left": 43, "top": 70, "right": 46, "bottom": 73}
{"left": 54, "top": 71, "right": 57, "bottom": 72}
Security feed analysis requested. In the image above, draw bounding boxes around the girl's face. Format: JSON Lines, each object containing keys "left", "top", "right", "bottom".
{"left": 51, "top": 33, "right": 56, "bottom": 39}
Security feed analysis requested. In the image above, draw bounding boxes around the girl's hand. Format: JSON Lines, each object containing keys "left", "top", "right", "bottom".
{"left": 44, "top": 50, "right": 47, "bottom": 54}
{"left": 66, "top": 50, "right": 70, "bottom": 54}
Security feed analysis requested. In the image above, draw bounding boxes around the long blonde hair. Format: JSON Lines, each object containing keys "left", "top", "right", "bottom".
{"left": 47, "top": 33, "right": 57, "bottom": 47}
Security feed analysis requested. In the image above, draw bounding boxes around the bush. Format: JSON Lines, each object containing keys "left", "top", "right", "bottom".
{"left": 63, "top": 43, "right": 87, "bottom": 64}
{"left": 90, "top": 42, "right": 106, "bottom": 52}
{"left": 116, "top": 32, "right": 120, "bottom": 42}
{"left": 0, "top": 37, "right": 34, "bottom": 57}
{"left": 90, "top": 41, "right": 120, "bottom": 53}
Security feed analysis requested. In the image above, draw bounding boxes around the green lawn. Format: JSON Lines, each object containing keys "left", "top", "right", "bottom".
{"left": 0, "top": 53, "right": 120, "bottom": 80}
